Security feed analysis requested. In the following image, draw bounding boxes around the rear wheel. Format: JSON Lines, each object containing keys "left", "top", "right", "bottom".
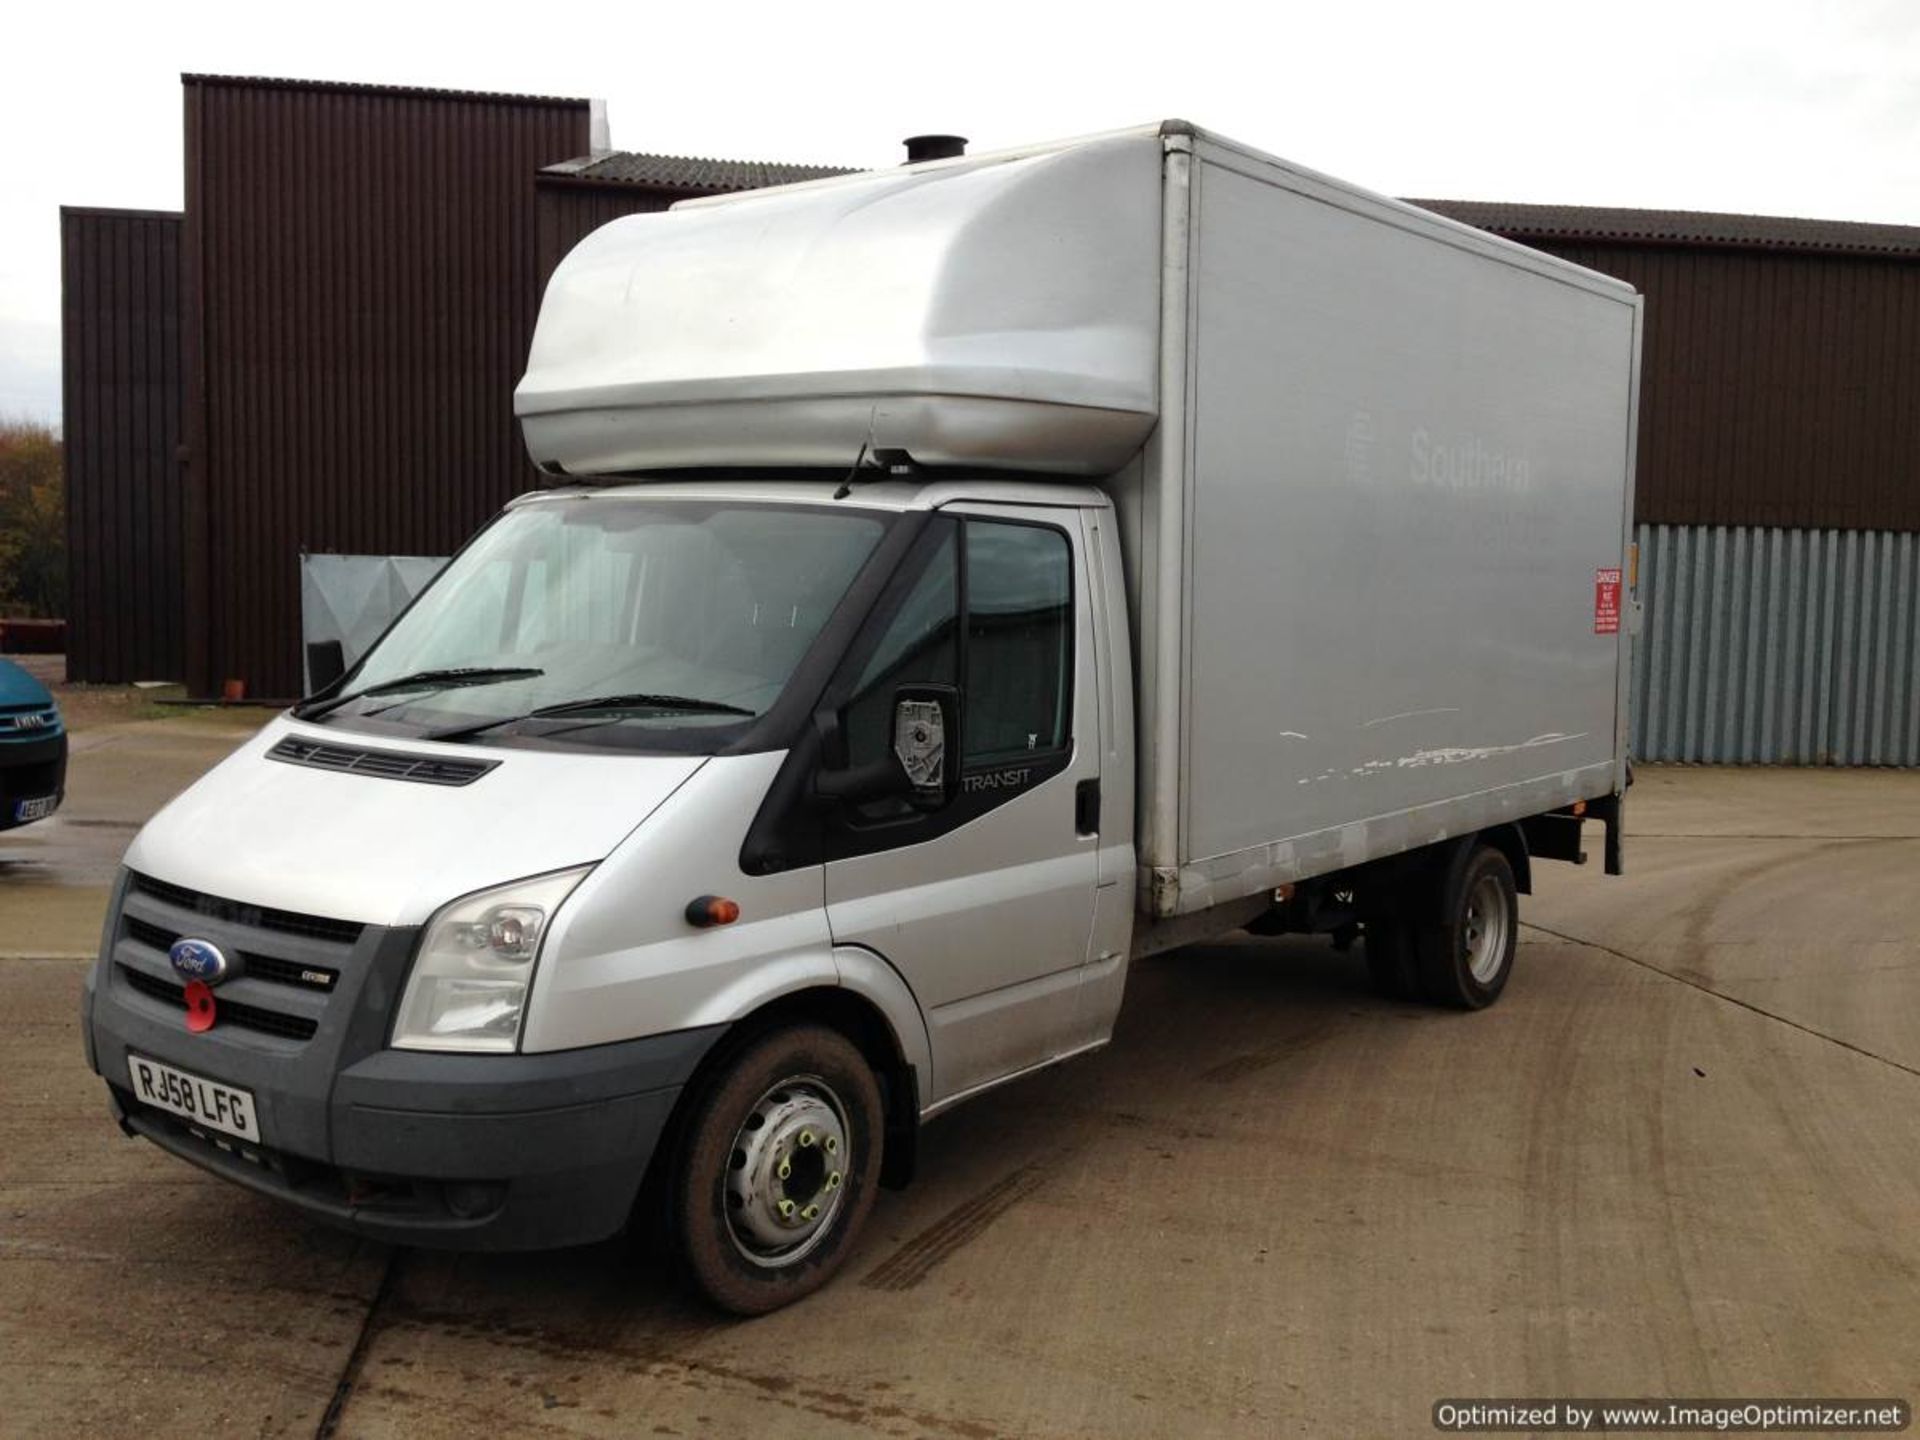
{"left": 670, "top": 1024, "right": 883, "bottom": 1314}
{"left": 1414, "top": 844, "right": 1518, "bottom": 1009}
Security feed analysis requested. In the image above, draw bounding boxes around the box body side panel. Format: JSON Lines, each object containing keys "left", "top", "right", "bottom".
{"left": 1167, "top": 151, "right": 1636, "bottom": 910}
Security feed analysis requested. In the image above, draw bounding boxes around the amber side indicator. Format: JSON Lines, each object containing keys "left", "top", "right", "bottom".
{"left": 1570, "top": 800, "right": 1587, "bottom": 817}
{"left": 685, "top": 895, "right": 742, "bottom": 928}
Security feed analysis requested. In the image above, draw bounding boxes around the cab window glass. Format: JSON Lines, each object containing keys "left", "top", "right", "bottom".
{"left": 964, "top": 522, "right": 1071, "bottom": 763}
{"left": 844, "top": 531, "right": 958, "bottom": 769}
{"left": 340, "top": 500, "right": 886, "bottom": 749}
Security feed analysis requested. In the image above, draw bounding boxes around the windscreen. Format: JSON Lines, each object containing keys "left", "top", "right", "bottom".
{"left": 322, "top": 498, "right": 888, "bottom": 751}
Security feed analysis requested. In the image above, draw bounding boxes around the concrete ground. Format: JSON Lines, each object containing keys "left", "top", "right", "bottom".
{"left": 2, "top": 715, "right": 1916, "bottom": 1438}
{"left": 0, "top": 697, "right": 264, "bottom": 954}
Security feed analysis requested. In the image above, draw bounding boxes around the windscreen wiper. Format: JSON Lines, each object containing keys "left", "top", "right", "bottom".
{"left": 294, "top": 667, "right": 545, "bottom": 722}
{"left": 425, "top": 691, "right": 754, "bottom": 743}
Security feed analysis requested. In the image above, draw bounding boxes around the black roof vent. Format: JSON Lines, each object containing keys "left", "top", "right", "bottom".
{"left": 903, "top": 134, "right": 968, "bottom": 164}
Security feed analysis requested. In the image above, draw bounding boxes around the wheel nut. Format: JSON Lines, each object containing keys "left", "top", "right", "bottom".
{"left": 798, "top": 1130, "right": 815, "bottom": 1148}
{"left": 826, "top": 1171, "right": 841, "bottom": 1190}
{"left": 801, "top": 1203, "right": 820, "bottom": 1221}
{"left": 825, "top": 1135, "right": 839, "bottom": 1155}
{"left": 777, "top": 1198, "right": 796, "bottom": 1219}
{"left": 777, "top": 1159, "right": 791, "bottom": 1180}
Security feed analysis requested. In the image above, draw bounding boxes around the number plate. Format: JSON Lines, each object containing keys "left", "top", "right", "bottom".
{"left": 126, "top": 1054, "right": 260, "bottom": 1142}
{"left": 12, "top": 795, "right": 57, "bottom": 823}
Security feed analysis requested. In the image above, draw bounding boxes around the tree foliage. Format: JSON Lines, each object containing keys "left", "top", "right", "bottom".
{"left": 0, "top": 420, "right": 66, "bottom": 618}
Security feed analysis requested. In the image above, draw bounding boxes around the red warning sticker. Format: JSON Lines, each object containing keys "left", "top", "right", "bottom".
{"left": 1594, "top": 568, "right": 1623, "bottom": 635}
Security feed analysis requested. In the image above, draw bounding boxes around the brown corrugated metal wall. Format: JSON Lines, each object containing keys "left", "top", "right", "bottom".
{"left": 60, "top": 208, "right": 186, "bottom": 683}
{"left": 1515, "top": 241, "right": 1920, "bottom": 533}
{"left": 181, "top": 77, "right": 592, "bottom": 697}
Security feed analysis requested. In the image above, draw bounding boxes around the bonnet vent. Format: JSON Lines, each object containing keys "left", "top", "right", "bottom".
{"left": 268, "top": 736, "right": 499, "bottom": 787}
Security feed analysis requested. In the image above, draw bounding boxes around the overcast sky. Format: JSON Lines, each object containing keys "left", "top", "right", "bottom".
{"left": 5, "top": 0, "right": 1917, "bottom": 422}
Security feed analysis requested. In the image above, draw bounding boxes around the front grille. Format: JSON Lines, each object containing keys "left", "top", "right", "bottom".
{"left": 125, "top": 915, "right": 174, "bottom": 952}
{"left": 267, "top": 735, "right": 497, "bottom": 787}
{"left": 0, "top": 707, "right": 60, "bottom": 737}
{"left": 129, "top": 872, "right": 363, "bottom": 946}
{"left": 118, "top": 874, "right": 358, "bottom": 1046}
{"left": 124, "top": 915, "right": 338, "bottom": 994}
{"left": 117, "top": 963, "right": 320, "bottom": 1042}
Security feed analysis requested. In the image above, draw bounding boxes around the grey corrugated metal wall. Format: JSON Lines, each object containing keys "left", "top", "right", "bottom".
{"left": 1632, "top": 524, "right": 1920, "bottom": 764}
{"left": 299, "top": 553, "right": 446, "bottom": 691}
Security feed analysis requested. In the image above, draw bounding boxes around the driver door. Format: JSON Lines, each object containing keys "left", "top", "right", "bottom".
{"left": 821, "top": 505, "right": 1103, "bottom": 1104}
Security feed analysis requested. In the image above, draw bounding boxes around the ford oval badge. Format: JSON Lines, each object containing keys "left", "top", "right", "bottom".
{"left": 168, "top": 937, "right": 231, "bottom": 986}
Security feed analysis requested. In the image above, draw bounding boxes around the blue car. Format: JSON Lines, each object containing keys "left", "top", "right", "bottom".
{"left": 0, "top": 658, "right": 65, "bottom": 830}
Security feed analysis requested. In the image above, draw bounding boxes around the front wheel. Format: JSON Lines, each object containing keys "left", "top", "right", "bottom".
{"left": 1415, "top": 844, "right": 1519, "bottom": 1009}
{"left": 670, "top": 1024, "right": 884, "bottom": 1314}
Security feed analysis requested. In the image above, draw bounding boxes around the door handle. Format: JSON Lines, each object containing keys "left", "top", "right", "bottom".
{"left": 1075, "top": 778, "right": 1101, "bottom": 836}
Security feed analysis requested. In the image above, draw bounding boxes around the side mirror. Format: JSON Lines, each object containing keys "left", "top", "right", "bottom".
{"left": 812, "top": 683, "right": 963, "bottom": 812}
{"left": 890, "top": 683, "right": 961, "bottom": 811}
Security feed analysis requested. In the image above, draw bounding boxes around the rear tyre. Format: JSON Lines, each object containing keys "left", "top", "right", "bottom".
{"left": 670, "top": 1024, "right": 884, "bottom": 1315}
{"left": 1414, "top": 845, "right": 1518, "bottom": 1010}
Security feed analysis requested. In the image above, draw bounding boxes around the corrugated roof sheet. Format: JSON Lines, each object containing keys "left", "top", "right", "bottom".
{"left": 1416, "top": 199, "right": 1920, "bottom": 258}
{"left": 543, "top": 151, "right": 858, "bottom": 192}
{"left": 543, "top": 160, "right": 1920, "bottom": 254}
{"left": 181, "top": 73, "right": 590, "bottom": 109}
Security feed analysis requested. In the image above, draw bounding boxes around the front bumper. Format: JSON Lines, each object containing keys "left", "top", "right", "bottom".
{"left": 84, "top": 871, "right": 725, "bottom": 1250}
{"left": 0, "top": 730, "right": 66, "bottom": 830}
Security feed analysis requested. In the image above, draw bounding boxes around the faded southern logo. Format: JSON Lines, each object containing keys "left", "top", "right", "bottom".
{"left": 1343, "top": 411, "right": 1375, "bottom": 484}
{"left": 1410, "top": 428, "right": 1532, "bottom": 493}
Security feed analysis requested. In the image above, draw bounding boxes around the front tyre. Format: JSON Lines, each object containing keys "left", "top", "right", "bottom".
{"left": 671, "top": 1024, "right": 883, "bottom": 1314}
{"left": 1415, "top": 844, "right": 1519, "bottom": 1010}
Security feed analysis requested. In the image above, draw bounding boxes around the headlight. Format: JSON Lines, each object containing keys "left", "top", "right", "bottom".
{"left": 391, "top": 867, "right": 592, "bottom": 1052}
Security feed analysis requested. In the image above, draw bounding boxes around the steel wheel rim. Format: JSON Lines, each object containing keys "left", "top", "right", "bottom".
{"left": 1463, "top": 873, "right": 1510, "bottom": 985}
{"left": 723, "top": 1074, "right": 851, "bottom": 1269}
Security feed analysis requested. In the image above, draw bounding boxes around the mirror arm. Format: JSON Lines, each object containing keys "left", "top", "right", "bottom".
{"left": 813, "top": 758, "right": 908, "bottom": 805}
